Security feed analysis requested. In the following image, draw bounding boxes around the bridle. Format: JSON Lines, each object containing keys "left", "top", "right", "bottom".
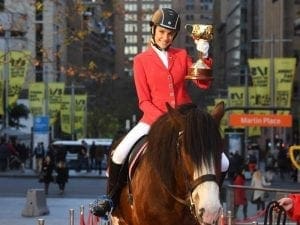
{"left": 161, "top": 132, "right": 219, "bottom": 222}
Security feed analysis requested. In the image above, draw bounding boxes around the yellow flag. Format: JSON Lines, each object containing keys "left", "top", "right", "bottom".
{"left": 228, "top": 86, "right": 245, "bottom": 113}
{"left": 29, "top": 83, "right": 45, "bottom": 116}
{"left": 0, "top": 80, "right": 4, "bottom": 115}
{"left": 74, "top": 95, "right": 87, "bottom": 139}
{"left": 0, "top": 51, "right": 4, "bottom": 115}
{"left": 248, "top": 58, "right": 270, "bottom": 87}
{"left": 274, "top": 58, "right": 296, "bottom": 114}
{"left": 48, "top": 82, "right": 65, "bottom": 125}
{"left": 8, "top": 50, "right": 31, "bottom": 105}
{"left": 61, "top": 95, "right": 71, "bottom": 134}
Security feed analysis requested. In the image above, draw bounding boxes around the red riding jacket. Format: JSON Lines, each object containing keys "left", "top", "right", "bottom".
{"left": 133, "top": 46, "right": 212, "bottom": 125}
{"left": 287, "top": 194, "right": 300, "bottom": 221}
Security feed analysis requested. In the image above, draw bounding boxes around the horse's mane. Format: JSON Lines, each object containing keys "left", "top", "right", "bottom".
{"left": 146, "top": 103, "right": 222, "bottom": 188}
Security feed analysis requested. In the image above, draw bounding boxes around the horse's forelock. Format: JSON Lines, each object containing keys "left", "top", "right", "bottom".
{"left": 146, "top": 104, "right": 222, "bottom": 188}
{"left": 183, "top": 108, "right": 222, "bottom": 173}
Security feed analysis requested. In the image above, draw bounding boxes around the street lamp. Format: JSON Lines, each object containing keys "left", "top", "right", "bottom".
{"left": 251, "top": 34, "right": 292, "bottom": 153}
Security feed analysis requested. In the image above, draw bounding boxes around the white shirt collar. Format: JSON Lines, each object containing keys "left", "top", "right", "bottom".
{"left": 152, "top": 45, "right": 168, "bottom": 68}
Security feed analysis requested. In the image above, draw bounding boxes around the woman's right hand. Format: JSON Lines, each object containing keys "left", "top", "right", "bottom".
{"left": 278, "top": 197, "right": 294, "bottom": 212}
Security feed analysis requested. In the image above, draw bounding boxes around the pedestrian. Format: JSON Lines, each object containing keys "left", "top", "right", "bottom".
{"left": 38, "top": 155, "right": 54, "bottom": 195}
{"left": 34, "top": 142, "right": 45, "bottom": 173}
{"left": 55, "top": 160, "right": 69, "bottom": 195}
{"left": 233, "top": 169, "right": 248, "bottom": 220}
{"left": 94, "top": 7, "right": 229, "bottom": 217}
{"left": 278, "top": 194, "right": 300, "bottom": 222}
{"left": 76, "top": 140, "right": 88, "bottom": 172}
{"left": 0, "top": 137, "right": 9, "bottom": 171}
{"left": 89, "top": 141, "right": 96, "bottom": 170}
{"left": 251, "top": 169, "right": 271, "bottom": 211}
{"left": 228, "top": 151, "right": 244, "bottom": 183}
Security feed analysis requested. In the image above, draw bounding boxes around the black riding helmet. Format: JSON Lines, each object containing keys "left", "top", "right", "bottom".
{"left": 149, "top": 8, "right": 181, "bottom": 50}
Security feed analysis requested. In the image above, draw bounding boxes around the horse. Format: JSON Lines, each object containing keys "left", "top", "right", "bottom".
{"left": 111, "top": 102, "right": 225, "bottom": 225}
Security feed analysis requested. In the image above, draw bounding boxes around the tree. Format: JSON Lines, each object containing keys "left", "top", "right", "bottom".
{"left": 8, "top": 103, "right": 30, "bottom": 129}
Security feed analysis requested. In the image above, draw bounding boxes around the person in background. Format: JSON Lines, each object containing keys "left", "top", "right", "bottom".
{"left": 92, "top": 7, "right": 229, "bottom": 217}
{"left": 55, "top": 160, "right": 69, "bottom": 195}
{"left": 251, "top": 169, "right": 271, "bottom": 211}
{"left": 0, "top": 138, "right": 9, "bottom": 171}
{"left": 77, "top": 140, "right": 88, "bottom": 172}
{"left": 278, "top": 194, "right": 300, "bottom": 222}
{"left": 89, "top": 141, "right": 97, "bottom": 170}
{"left": 233, "top": 169, "right": 248, "bottom": 220}
{"left": 34, "top": 142, "right": 45, "bottom": 173}
{"left": 39, "top": 154, "right": 54, "bottom": 194}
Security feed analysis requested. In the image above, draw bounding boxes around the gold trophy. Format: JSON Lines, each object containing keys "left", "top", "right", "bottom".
{"left": 185, "top": 24, "right": 213, "bottom": 80}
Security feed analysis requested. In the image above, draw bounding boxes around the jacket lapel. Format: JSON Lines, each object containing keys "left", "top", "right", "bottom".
{"left": 145, "top": 48, "right": 167, "bottom": 70}
{"left": 167, "top": 49, "right": 176, "bottom": 70}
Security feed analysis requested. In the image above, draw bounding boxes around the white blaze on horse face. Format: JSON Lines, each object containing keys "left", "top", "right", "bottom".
{"left": 192, "top": 161, "right": 221, "bottom": 225}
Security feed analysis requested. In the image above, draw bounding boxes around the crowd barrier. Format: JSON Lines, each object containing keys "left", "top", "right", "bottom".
{"left": 32, "top": 185, "right": 300, "bottom": 225}
{"left": 224, "top": 184, "right": 300, "bottom": 225}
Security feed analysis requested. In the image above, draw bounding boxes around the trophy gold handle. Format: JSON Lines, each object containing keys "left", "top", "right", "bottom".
{"left": 289, "top": 145, "right": 300, "bottom": 170}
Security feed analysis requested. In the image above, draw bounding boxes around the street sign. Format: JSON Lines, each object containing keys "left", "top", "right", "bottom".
{"left": 33, "top": 116, "right": 49, "bottom": 133}
{"left": 229, "top": 113, "right": 292, "bottom": 127}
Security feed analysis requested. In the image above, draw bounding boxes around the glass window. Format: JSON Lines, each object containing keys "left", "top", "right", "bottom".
{"left": 125, "top": 4, "right": 138, "bottom": 12}
{"left": 142, "top": 4, "right": 154, "bottom": 11}
{"left": 125, "top": 35, "right": 137, "bottom": 43}
{"left": 125, "top": 14, "right": 137, "bottom": 21}
{"left": 142, "top": 34, "right": 151, "bottom": 43}
{"left": 142, "top": 23, "right": 151, "bottom": 32}
{"left": 124, "top": 23, "right": 138, "bottom": 32}
{"left": 186, "top": 14, "right": 194, "bottom": 21}
{"left": 124, "top": 46, "right": 138, "bottom": 55}
{"left": 143, "top": 13, "right": 152, "bottom": 21}
{"left": 159, "top": 4, "right": 172, "bottom": 9}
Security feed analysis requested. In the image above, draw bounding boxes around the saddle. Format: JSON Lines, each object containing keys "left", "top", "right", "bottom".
{"left": 127, "top": 135, "right": 148, "bottom": 180}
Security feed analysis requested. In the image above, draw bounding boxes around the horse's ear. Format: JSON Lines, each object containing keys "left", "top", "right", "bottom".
{"left": 211, "top": 101, "right": 225, "bottom": 124}
{"left": 166, "top": 103, "right": 184, "bottom": 129}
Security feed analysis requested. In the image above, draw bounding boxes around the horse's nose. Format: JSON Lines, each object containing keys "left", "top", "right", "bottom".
{"left": 198, "top": 206, "right": 222, "bottom": 225}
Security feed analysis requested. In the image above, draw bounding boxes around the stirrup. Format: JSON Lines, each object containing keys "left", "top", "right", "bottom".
{"left": 90, "top": 195, "right": 114, "bottom": 219}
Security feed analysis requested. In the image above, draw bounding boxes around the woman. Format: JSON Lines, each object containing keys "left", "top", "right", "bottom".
{"left": 233, "top": 169, "right": 248, "bottom": 220}
{"left": 93, "top": 8, "right": 229, "bottom": 217}
{"left": 278, "top": 194, "right": 300, "bottom": 222}
{"left": 38, "top": 155, "right": 54, "bottom": 195}
{"left": 55, "top": 160, "right": 69, "bottom": 195}
{"left": 251, "top": 169, "right": 271, "bottom": 211}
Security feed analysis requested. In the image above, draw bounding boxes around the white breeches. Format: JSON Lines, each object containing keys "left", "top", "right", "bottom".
{"left": 112, "top": 122, "right": 150, "bottom": 164}
{"left": 112, "top": 122, "right": 230, "bottom": 172}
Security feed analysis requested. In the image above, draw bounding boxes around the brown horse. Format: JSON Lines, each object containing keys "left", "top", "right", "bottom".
{"left": 111, "top": 102, "right": 225, "bottom": 225}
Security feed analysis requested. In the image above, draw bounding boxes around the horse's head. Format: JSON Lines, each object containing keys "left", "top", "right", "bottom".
{"left": 166, "top": 102, "right": 225, "bottom": 225}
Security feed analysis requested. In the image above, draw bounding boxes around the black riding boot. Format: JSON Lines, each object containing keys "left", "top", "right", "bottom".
{"left": 90, "top": 161, "right": 123, "bottom": 217}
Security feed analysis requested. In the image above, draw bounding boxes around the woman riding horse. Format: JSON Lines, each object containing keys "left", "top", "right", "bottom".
{"left": 92, "top": 8, "right": 229, "bottom": 217}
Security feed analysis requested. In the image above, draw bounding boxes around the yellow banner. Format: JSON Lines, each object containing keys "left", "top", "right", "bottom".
{"left": 8, "top": 50, "right": 31, "bottom": 106}
{"left": 74, "top": 95, "right": 87, "bottom": 139}
{"left": 228, "top": 86, "right": 245, "bottom": 113}
{"left": 48, "top": 82, "right": 65, "bottom": 125}
{"left": 248, "top": 58, "right": 270, "bottom": 87}
{"left": 274, "top": 58, "right": 296, "bottom": 113}
{"left": 29, "top": 83, "right": 45, "bottom": 116}
{"left": 61, "top": 95, "right": 71, "bottom": 134}
{"left": 0, "top": 80, "right": 4, "bottom": 115}
{"left": 0, "top": 51, "right": 4, "bottom": 115}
